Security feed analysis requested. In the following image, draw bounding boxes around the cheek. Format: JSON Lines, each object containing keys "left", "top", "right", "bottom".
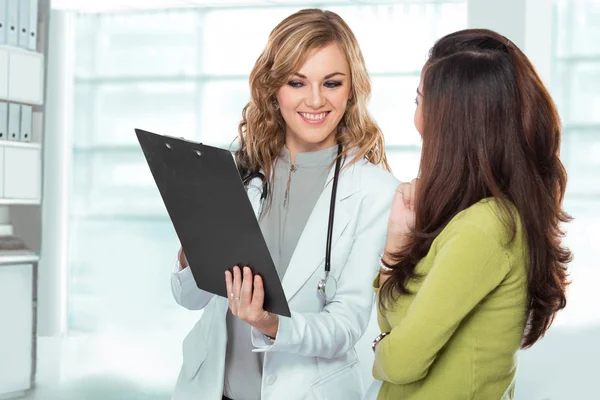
{"left": 414, "top": 106, "right": 423, "bottom": 135}
{"left": 413, "top": 109, "right": 418, "bottom": 129}
{"left": 330, "top": 89, "right": 351, "bottom": 111}
{"left": 276, "top": 87, "right": 299, "bottom": 111}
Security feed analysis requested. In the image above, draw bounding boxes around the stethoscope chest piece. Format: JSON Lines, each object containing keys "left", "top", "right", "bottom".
{"left": 317, "top": 272, "right": 338, "bottom": 302}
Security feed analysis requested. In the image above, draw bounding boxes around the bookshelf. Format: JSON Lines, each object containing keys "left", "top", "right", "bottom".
{"left": 0, "top": 0, "right": 49, "bottom": 398}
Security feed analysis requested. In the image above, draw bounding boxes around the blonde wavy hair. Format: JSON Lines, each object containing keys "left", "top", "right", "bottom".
{"left": 235, "top": 8, "right": 389, "bottom": 183}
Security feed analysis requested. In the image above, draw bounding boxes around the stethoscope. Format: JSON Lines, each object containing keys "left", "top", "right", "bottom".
{"left": 243, "top": 145, "right": 343, "bottom": 302}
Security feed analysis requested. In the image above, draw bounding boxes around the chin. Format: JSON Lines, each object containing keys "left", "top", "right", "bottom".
{"left": 297, "top": 133, "right": 336, "bottom": 147}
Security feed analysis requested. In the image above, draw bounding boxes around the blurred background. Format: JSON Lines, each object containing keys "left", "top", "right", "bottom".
{"left": 0, "top": 0, "right": 597, "bottom": 399}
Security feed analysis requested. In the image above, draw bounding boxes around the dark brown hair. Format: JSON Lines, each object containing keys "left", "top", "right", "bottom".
{"left": 380, "top": 29, "right": 572, "bottom": 349}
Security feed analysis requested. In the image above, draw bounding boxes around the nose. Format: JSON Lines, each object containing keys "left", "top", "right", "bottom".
{"left": 306, "top": 85, "right": 326, "bottom": 109}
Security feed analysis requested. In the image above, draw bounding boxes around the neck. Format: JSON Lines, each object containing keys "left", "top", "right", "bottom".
{"left": 285, "top": 135, "right": 337, "bottom": 163}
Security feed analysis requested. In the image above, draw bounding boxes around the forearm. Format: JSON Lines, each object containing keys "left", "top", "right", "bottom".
{"left": 251, "top": 303, "right": 371, "bottom": 358}
{"left": 382, "top": 233, "right": 411, "bottom": 265}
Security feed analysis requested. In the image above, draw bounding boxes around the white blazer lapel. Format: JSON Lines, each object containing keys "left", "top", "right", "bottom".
{"left": 281, "top": 162, "right": 361, "bottom": 302}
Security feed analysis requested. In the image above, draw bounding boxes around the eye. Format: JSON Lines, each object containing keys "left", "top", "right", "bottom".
{"left": 287, "top": 81, "right": 304, "bottom": 88}
{"left": 415, "top": 96, "right": 419, "bottom": 105}
{"left": 324, "top": 81, "right": 342, "bottom": 89}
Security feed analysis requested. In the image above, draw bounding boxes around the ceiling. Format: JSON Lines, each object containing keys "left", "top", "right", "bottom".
{"left": 51, "top": 0, "right": 458, "bottom": 13}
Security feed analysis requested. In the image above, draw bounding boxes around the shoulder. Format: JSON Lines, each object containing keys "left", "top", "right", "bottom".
{"left": 345, "top": 160, "right": 400, "bottom": 228}
{"left": 351, "top": 158, "right": 400, "bottom": 194}
{"left": 344, "top": 160, "right": 399, "bottom": 236}
{"left": 451, "top": 198, "right": 511, "bottom": 233}
{"left": 439, "top": 198, "right": 521, "bottom": 252}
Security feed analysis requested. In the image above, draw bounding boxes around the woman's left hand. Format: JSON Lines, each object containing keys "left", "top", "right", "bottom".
{"left": 225, "top": 266, "right": 279, "bottom": 338}
{"left": 380, "top": 179, "right": 418, "bottom": 287}
{"left": 386, "top": 179, "right": 418, "bottom": 246}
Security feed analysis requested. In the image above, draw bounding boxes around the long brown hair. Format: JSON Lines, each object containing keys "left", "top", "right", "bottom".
{"left": 380, "top": 29, "right": 572, "bottom": 349}
{"left": 234, "top": 8, "right": 389, "bottom": 184}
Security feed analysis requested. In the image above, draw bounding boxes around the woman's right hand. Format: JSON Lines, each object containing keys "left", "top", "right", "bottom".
{"left": 178, "top": 247, "right": 189, "bottom": 270}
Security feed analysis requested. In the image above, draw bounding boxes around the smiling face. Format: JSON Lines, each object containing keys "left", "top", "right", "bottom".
{"left": 275, "top": 42, "right": 352, "bottom": 158}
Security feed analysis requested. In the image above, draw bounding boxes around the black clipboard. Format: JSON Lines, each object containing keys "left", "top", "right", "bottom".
{"left": 135, "top": 128, "right": 291, "bottom": 317}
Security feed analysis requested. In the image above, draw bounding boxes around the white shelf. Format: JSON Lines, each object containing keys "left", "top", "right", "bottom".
{"left": 0, "top": 141, "right": 40, "bottom": 150}
{"left": 0, "top": 198, "right": 40, "bottom": 205}
{"left": 0, "top": 1, "right": 44, "bottom": 397}
{"left": 0, "top": 252, "right": 39, "bottom": 265}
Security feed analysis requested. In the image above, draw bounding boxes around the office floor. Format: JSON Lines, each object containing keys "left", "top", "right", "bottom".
{"left": 13, "top": 322, "right": 600, "bottom": 400}
{"left": 20, "top": 336, "right": 173, "bottom": 400}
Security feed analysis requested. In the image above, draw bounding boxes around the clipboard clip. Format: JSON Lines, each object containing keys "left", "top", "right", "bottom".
{"left": 164, "top": 141, "right": 203, "bottom": 157}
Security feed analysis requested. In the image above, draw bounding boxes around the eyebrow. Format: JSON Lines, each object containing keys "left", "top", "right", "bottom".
{"left": 293, "top": 72, "right": 346, "bottom": 79}
{"left": 416, "top": 88, "right": 423, "bottom": 96}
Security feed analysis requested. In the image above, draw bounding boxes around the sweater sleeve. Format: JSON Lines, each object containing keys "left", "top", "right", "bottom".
{"left": 373, "top": 221, "right": 511, "bottom": 384}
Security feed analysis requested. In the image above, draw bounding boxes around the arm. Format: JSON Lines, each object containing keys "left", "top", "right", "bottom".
{"left": 171, "top": 250, "right": 215, "bottom": 310}
{"left": 373, "top": 222, "right": 511, "bottom": 384}
{"left": 251, "top": 174, "right": 400, "bottom": 358}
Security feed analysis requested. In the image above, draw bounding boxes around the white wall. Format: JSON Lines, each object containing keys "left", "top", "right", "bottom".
{"left": 37, "top": 9, "right": 75, "bottom": 337}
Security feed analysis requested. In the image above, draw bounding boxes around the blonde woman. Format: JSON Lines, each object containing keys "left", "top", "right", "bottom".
{"left": 171, "top": 9, "right": 399, "bottom": 400}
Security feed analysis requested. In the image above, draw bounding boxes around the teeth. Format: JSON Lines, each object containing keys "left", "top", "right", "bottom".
{"left": 300, "top": 112, "right": 328, "bottom": 120}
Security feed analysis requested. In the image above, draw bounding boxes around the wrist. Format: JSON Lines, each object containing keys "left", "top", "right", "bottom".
{"left": 381, "top": 250, "right": 396, "bottom": 266}
{"left": 379, "top": 253, "right": 394, "bottom": 273}
{"left": 372, "top": 331, "right": 390, "bottom": 352}
{"left": 384, "top": 235, "right": 410, "bottom": 257}
{"left": 177, "top": 251, "right": 188, "bottom": 269}
{"left": 260, "top": 315, "right": 279, "bottom": 338}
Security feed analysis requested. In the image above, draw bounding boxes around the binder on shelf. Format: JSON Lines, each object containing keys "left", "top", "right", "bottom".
{"left": 27, "top": 0, "right": 37, "bottom": 51}
{"left": 31, "top": 109, "right": 41, "bottom": 142}
{"left": 0, "top": 0, "right": 8, "bottom": 45}
{"left": 17, "top": 0, "right": 28, "bottom": 49}
{"left": 0, "top": 101, "right": 7, "bottom": 140}
{"left": 19, "top": 104, "right": 30, "bottom": 142}
{"left": 6, "top": 0, "right": 18, "bottom": 47}
{"left": 7, "top": 102, "right": 19, "bottom": 141}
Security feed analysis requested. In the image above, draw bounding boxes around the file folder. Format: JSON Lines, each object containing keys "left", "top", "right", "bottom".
{"left": 19, "top": 104, "right": 31, "bottom": 141}
{"left": 7, "top": 102, "right": 19, "bottom": 140}
{"left": 0, "top": 0, "right": 7, "bottom": 45}
{"left": 0, "top": 102, "right": 7, "bottom": 140}
{"left": 135, "top": 128, "right": 291, "bottom": 317}
{"left": 28, "top": 0, "right": 37, "bottom": 50}
{"left": 17, "top": 0, "right": 28, "bottom": 48}
{"left": 6, "top": 0, "right": 17, "bottom": 47}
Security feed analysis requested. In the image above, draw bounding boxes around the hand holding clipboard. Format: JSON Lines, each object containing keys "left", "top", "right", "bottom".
{"left": 136, "top": 128, "right": 291, "bottom": 317}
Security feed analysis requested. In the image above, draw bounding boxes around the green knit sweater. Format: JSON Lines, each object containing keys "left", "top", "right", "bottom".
{"left": 373, "top": 199, "right": 528, "bottom": 400}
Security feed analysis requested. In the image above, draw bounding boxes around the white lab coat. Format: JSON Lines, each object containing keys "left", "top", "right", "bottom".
{"left": 170, "top": 157, "right": 399, "bottom": 400}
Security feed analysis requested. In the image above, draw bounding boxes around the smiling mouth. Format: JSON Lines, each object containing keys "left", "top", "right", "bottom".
{"left": 298, "top": 112, "right": 330, "bottom": 123}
